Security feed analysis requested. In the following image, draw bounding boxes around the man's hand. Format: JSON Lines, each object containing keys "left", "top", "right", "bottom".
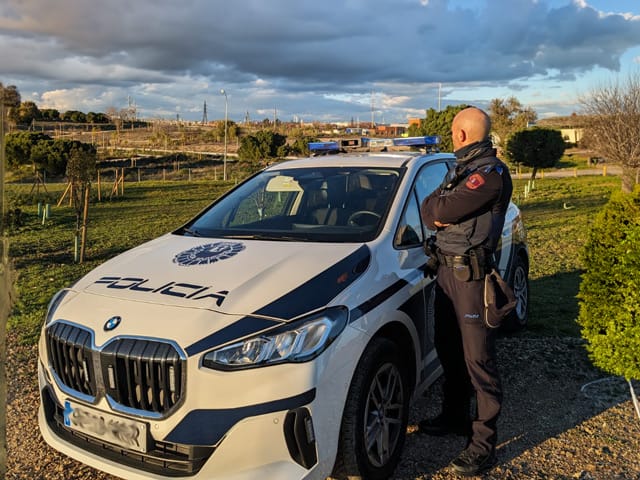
{"left": 434, "top": 220, "right": 451, "bottom": 228}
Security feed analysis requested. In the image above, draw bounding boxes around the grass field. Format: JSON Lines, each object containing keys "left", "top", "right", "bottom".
{"left": 4, "top": 173, "right": 619, "bottom": 345}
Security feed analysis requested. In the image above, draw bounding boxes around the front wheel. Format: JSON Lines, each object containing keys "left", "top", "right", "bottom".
{"left": 332, "top": 338, "right": 410, "bottom": 480}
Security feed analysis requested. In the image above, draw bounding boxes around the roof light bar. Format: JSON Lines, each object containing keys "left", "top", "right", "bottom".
{"left": 308, "top": 141, "right": 340, "bottom": 152}
{"left": 362, "top": 138, "right": 394, "bottom": 147}
{"left": 392, "top": 136, "right": 441, "bottom": 147}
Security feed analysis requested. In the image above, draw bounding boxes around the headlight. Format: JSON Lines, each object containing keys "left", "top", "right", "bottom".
{"left": 44, "top": 289, "right": 70, "bottom": 325}
{"left": 202, "top": 307, "right": 348, "bottom": 370}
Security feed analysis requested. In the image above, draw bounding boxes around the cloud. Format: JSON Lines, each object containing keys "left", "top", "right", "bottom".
{"left": 1, "top": 0, "right": 639, "bottom": 121}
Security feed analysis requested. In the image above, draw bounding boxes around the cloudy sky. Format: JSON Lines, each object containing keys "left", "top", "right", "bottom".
{"left": 1, "top": 0, "right": 639, "bottom": 124}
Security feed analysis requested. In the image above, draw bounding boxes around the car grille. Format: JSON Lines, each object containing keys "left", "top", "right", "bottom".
{"left": 45, "top": 323, "right": 185, "bottom": 416}
{"left": 46, "top": 322, "right": 96, "bottom": 397}
{"left": 101, "top": 338, "right": 183, "bottom": 414}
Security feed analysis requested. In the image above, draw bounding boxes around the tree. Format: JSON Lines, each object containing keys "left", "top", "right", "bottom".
{"left": 5, "top": 132, "right": 96, "bottom": 177}
{"left": 40, "top": 108, "right": 60, "bottom": 121}
{"left": 238, "top": 130, "right": 287, "bottom": 162}
{"left": 66, "top": 147, "right": 97, "bottom": 263}
{"left": 505, "top": 128, "right": 566, "bottom": 180}
{"left": 407, "top": 105, "right": 469, "bottom": 152}
{"left": 288, "top": 136, "right": 318, "bottom": 156}
{"left": 86, "top": 112, "right": 110, "bottom": 124}
{"left": 212, "top": 120, "right": 238, "bottom": 143}
{"left": 488, "top": 97, "right": 537, "bottom": 150}
{"left": 11, "top": 101, "right": 40, "bottom": 125}
{"left": 4, "top": 131, "right": 52, "bottom": 170}
{"left": 61, "top": 110, "right": 87, "bottom": 123}
{"left": 579, "top": 73, "right": 640, "bottom": 193}
{"left": 38, "top": 139, "right": 96, "bottom": 176}
{"left": 0, "top": 83, "right": 21, "bottom": 128}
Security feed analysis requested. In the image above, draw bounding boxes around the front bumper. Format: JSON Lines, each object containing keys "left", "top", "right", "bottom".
{"left": 39, "top": 386, "right": 316, "bottom": 480}
{"left": 37, "top": 323, "right": 364, "bottom": 480}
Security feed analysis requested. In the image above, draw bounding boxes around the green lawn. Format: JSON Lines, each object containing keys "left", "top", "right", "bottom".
{"left": 513, "top": 175, "right": 619, "bottom": 336}
{"left": 5, "top": 174, "right": 620, "bottom": 345}
{"left": 6, "top": 180, "right": 232, "bottom": 344}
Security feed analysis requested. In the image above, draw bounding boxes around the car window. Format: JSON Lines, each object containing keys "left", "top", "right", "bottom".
{"left": 395, "top": 191, "right": 424, "bottom": 247}
{"left": 414, "top": 162, "right": 449, "bottom": 201}
{"left": 394, "top": 161, "right": 450, "bottom": 248}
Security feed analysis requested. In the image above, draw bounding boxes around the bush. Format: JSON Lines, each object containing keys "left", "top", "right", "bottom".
{"left": 577, "top": 187, "right": 640, "bottom": 381}
{"left": 237, "top": 130, "right": 286, "bottom": 162}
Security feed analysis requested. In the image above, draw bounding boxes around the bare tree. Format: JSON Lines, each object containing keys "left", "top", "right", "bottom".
{"left": 580, "top": 73, "right": 640, "bottom": 193}
{"left": 489, "top": 97, "right": 537, "bottom": 151}
{"left": 66, "top": 147, "right": 97, "bottom": 262}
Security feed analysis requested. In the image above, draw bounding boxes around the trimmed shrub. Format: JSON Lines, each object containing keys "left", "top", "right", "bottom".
{"left": 577, "top": 187, "right": 640, "bottom": 381}
{"left": 505, "top": 128, "right": 565, "bottom": 180}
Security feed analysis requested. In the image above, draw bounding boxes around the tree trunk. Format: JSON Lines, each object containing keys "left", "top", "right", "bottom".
{"left": 530, "top": 166, "right": 538, "bottom": 181}
{"left": 621, "top": 165, "right": 636, "bottom": 193}
{"left": 79, "top": 184, "right": 90, "bottom": 263}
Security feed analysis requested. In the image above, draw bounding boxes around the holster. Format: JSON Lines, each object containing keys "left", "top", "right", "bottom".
{"left": 468, "top": 249, "right": 484, "bottom": 281}
{"left": 422, "top": 236, "right": 440, "bottom": 277}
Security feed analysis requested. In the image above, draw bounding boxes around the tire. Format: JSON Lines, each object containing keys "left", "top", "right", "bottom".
{"left": 332, "top": 338, "right": 410, "bottom": 480}
{"left": 502, "top": 254, "right": 529, "bottom": 332}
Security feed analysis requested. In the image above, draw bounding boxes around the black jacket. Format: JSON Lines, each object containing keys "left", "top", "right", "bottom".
{"left": 421, "top": 141, "right": 513, "bottom": 256}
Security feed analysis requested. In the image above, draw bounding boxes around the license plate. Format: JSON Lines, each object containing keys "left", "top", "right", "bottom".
{"left": 63, "top": 400, "right": 148, "bottom": 453}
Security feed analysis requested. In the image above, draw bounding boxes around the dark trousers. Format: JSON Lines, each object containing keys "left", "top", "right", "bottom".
{"left": 434, "top": 265, "right": 502, "bottom": 454}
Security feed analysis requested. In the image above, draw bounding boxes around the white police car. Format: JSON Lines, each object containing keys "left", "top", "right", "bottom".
{"left": 38, "top": 137, "right": 529, "bottom": 480}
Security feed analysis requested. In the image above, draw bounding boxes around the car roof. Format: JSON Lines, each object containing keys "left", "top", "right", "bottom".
{"left": 266, "top": 151, "right": 455, "bottom": 171}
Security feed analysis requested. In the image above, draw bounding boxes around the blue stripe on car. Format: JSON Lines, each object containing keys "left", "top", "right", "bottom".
{"left": 253, "top": 244, "right": 370, "bottom": 318}
{"left": 164, "top": 389, "right": 316, "bottom": 445}
{"left": 185, "top": 245, "right": 371, "bottom": 356}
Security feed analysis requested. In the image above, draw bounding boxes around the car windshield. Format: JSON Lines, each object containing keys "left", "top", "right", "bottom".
{"left": 180, "top": 166, "right": 403, "bottom": 242}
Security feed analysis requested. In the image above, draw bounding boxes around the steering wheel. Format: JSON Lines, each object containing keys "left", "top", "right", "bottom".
{"left": 347, "top": 210, "right": 381, "bottom": 227}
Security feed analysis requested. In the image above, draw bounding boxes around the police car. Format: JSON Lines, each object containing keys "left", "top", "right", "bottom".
{"left": 38, "top": 136, "right": 529, "bottom": 480}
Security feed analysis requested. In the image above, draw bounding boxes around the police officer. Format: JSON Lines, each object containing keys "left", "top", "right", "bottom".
{"left": 418, "top": 107, "right": 513, "bottom": 476}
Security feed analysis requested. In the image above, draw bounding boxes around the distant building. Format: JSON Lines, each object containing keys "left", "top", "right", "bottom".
{"left": 559, "top": 128, "right": 583, "bottom": 144}
{"left": 375, "top": 124, "right": 408, "bottom": 137}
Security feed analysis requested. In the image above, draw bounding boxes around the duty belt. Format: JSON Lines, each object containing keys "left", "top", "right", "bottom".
{"left": 436, "top": 252, "right": 469, "bottom": 267}
{"left": 437, "top": 248, "right": 495, "bottom": 280}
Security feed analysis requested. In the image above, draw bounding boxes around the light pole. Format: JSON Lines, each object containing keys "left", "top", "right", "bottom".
{"left": 220, "top": 89, "right": 228, "bottom": 181}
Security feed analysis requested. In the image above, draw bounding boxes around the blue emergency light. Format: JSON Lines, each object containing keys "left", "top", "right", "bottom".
{"left": 392, "top": 135, "right": 441, "bottom": 147}
{"left": 308, "top": 141, "right": 340, "bottom": 152}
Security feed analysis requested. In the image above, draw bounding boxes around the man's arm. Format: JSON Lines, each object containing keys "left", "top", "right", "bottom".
{"left": 421, "top": 170, "right": 503, "bottom": 226}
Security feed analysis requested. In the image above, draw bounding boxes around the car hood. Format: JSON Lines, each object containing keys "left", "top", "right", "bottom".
{"left": 73, "top": 232, "right": 370, "bottom": 316}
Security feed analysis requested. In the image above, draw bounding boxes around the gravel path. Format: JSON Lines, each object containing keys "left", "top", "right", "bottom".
{"left": 7, "top": 333, "right": 640, "bottom": 479}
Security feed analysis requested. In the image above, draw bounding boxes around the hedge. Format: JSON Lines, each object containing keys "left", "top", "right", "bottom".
{"left": 578, "top": 187, "right": 640, "bottom": 381}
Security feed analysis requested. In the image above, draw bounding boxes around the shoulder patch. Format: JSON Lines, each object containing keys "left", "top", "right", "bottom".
{"left": 465, "top": 173, "right": 485, "bottom": 190}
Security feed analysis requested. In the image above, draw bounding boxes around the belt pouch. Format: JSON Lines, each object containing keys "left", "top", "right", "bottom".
{"left": 452, "top": 256, "right": 471, "bottom": 282}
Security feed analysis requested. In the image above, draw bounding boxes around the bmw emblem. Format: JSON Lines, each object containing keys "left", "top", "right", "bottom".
{"left": 104, "top": 316, "right": 122, "bottom": 331}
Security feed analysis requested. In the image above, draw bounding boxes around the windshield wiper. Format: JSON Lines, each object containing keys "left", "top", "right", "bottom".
{"left": 182, "top": 227, "right": 201, "bottom": 237}
{"left": 219, "top": 233, "right": 309, "bottom": 242}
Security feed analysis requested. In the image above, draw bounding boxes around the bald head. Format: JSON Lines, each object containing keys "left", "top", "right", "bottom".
{"left": 451, "top": 107, "right": 492, "bottom": 151}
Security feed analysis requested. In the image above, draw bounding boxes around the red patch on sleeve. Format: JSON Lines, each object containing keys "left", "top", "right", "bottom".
{"left": 465, "top": 173, "right": 485, "bottom": 190}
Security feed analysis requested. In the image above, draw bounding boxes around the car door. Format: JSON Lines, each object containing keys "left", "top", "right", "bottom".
{"left": 394, "top": 160, "right": 451, "bottom": 389}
